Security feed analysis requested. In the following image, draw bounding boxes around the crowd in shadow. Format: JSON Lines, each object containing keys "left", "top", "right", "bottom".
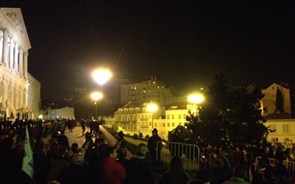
{"left": 0, "top": 119, "right": 294, "bottom": 184}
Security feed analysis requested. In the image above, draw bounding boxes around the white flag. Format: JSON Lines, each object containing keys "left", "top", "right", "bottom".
{"left": 22, "top": 126, "right": 34, "bottom": 178}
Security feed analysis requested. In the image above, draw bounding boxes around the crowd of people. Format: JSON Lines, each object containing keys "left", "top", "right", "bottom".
{"left": 0, "top": 118, "right": 295, "bottom": 184}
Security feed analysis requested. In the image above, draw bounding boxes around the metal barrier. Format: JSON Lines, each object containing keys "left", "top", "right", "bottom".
{"left": 157, "top": 141, "right": 200, "bottom": 170}
{"left": 255, "top": 156, "right": 295, "bottom": 176}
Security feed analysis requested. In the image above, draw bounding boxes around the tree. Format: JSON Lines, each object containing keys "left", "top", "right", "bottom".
{"left": 186, "top": 74, "right": 268, "bottom": 149}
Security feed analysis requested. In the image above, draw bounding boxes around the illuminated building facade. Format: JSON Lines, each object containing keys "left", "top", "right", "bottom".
{"left": 114, "top": 102, "right": 195, "bottom": 140}
{"left": 120, "top": 76, "right": 173, "bottom": 107}
{"left": 261, "top": 83, "right": 291, "bottom": 117}
{"left": 0, "top": 8, "right": 40, "bottom": 119}
{"left": 114, "top": 102, "right": 165, "bottom": 137}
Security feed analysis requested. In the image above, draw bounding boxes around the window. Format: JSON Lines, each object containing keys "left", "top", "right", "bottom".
{"left": 178, "top": 114, "right": 181, "bottom": 119}
{"left": 283, "top": 124, "right": 290, "bottom": 133}
{"left": 167, "top": 114, "right": 170, "bottom": 119}
{"left": 155, "top": 123, "right": 157, "bottom": 127}
{"left": 167, "top": 123, "right": 170, "bottom": 127}
{"left": 163, "top": 123, "right": 165, "bottom": 127}
{"left": 172, "top": 123, "right": 175, "bottom": 127}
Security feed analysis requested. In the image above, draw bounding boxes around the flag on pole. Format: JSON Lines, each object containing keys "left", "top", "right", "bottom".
{"left": 22, "top": 126, "right": 34, "bottom": 178}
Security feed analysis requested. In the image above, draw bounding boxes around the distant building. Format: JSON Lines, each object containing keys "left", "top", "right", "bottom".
{"left": 163, "top": 105, "right": 188, "bottom": 138}
{"left": 166, "top": 95, "right": 187, "bottom": 107}
{"left": 114, "top": 102, "right": 165, "bottom": 137}
{"left": 261, "top": 83, "right": 291, "bottom": 117}
{"left": 120, "top": 76, "right": 173, "bottom": 107}
{"left": 113, "top": 101, "right": 200, "bottom": 139}
{"left": 27, "top": 73, "right": 41, "bottom": 118}
{"left": 41, "top": 106, "right": 75, "bottom": 120}
{"left": 265, "top": 119, "right": 295, "bottom": 145}
{"left": 0, "top": 8, "right": 40, "bottom": 119}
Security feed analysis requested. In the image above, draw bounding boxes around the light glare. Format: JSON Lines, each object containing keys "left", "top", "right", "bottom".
{"left": 90, "top": 91, "right": 103, "bottom": 101}
{"left": 92, "top": 68, "right": 112, "bottom": 86}
{"left": 187, "top": 93, "right": 205, "bottom": 104}
{"left": 147, "top": 103, "right": 158, "bottom": 112}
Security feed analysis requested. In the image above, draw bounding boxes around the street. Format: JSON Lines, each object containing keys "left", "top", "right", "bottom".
{"left": 64, "top": 125, "right": 133, "bottom": 159}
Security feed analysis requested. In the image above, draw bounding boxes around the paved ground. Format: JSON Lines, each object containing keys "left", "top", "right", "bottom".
{"left": 64, "top": 125, "right": 133, "bottom": 159}
{"left": 64, "top": 126, "right": 87, "bottom": 148}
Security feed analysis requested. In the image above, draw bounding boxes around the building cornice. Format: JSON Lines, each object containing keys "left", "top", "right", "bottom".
{"left": 0, "top": 8, "right": 31, "bottom": 50}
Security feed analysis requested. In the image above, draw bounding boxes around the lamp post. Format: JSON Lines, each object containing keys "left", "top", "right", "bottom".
{"left": 147, "top": 102, "right": 158, "bottom": 129}
{"left": 90, "top": 91, "right": 103, "bottom": 120}
{"left": 187, "top": 92, "right": 205, "bottom": 116}
{"left": 91, "top": 67, "right": 112, "bottom": 120}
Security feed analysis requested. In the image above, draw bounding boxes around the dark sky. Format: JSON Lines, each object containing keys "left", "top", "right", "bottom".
{"left": 2, "top": 0, "right": 295, "bottom": 99}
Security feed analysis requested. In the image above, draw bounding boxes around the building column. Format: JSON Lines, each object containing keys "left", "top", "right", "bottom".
{"left": 0, "top": 29, "right": 3, "bottom": 64}
{"left": 2, "top": 29, "right": 9, "bottom": 67}
{"left": 9, "top": 37, "right": 14, "bottom": 69}
{"left": 14, "top": 42, "right": 19, "bottom": 72}
{"left": 19, "top": 48, "right": 23, "bottom": 77}
{"left": 23, "top": 52, "right": 28, "bottom": 79}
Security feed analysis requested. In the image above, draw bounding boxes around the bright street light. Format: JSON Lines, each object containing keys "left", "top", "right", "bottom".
{"left": 147, "top": 102, "right": 158, "bottom": 129}
{"left": 147, "top": 102, "right": 158, "bottom": 112}
{"left": 90, "top": 91, "right": 103, "bottom": 119}
{"left": 187, "top": 93, "right": 205, "bottom": 104}
{"left": 91, "top": 68, "right": 112, "bottom": 86}
{"left": 91, "top": 67, "right": 112, "bottom": 121}
{"left": 187, "top": 92, "right": 205, "bottom": 116}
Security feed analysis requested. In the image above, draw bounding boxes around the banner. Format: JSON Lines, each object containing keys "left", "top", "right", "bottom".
{"left": 22, "top": 126, "right": 34, "bottom": 178}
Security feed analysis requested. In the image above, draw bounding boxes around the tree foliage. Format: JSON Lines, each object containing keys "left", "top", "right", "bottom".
{"left": 185, "top": 74, "right": 268, "bottom": 149}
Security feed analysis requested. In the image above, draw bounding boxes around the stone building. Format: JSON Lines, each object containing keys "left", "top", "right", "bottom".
{"left": 120, "top": 76, "right": 173, "bottom": 107}
{"left": 0, "top": 8, "right": 40, "bottom": 119}
{"left": 114, "top": 102, "right": 165, "bottom": 137}
{"left": 261, "top": 83, "right": 291, "bottom": 117}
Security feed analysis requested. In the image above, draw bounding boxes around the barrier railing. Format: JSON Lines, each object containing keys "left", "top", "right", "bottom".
{"left": 255, "top": 156, "right": 295, "bottom": 176}
{"left": 157, "top": 141, "right": 200, "bottom": 170}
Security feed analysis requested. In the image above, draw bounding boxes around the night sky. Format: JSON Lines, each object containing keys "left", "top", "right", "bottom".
{"left": 2, "top": 0, "right": 295, "bottom": 100}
